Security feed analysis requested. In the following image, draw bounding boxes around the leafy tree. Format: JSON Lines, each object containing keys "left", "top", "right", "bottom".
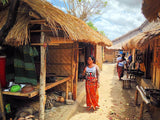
{"left": 62, "top": 0, "right": 107, "bottom": 22}
{"left": 87, "top": 21, "right": 98, "bottom": 31}
{"left": 99, "top": 31, "right": 105, "bottom": 36}
{"left": 87, "top": 21, "right": 105, "bottom": 36}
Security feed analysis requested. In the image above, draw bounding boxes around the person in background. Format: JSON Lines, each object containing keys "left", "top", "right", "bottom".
{"left": 82, "top": 56, "right": 100, "bottom": 111}
{"left": 116, "top": 54, "right": 121, "bottom": 74}
{"left": 117, "top": 53, "right": 127, "bottom": 80}
{"left": 127, "top": 52, "right": 132, "bottom": 65}
{"left": 116, "top": 54, "right": 121, "bottom": 62}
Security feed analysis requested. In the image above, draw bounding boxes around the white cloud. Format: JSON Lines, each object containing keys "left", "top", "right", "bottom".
{"left": 92, "top": 0, "right": 146, "bottom": 40}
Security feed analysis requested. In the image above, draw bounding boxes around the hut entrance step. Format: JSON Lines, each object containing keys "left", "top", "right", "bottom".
{"left": 122, "top": 79, "right": 131, "bottom": 89}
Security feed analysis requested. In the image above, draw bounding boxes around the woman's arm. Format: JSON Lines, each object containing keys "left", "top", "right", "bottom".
{"left": 95, "top": 65, "right": 100, "bottom": 83}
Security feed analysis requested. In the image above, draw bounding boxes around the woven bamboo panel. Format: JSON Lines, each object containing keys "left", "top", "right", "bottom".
{"left": 46, "top": 44, "right": 73, "bottom": 92}
{"left": 47, "top": 49, "right": 72, "bottom": 64}
{"left": 47, "top": 65, "right": 71, "bottom": 76}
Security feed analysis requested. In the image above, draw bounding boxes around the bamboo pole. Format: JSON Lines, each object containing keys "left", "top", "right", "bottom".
{"left": 135, "top": 89, "right": 138, "bottom": 105}
{"left": 39, "top": 25, "right": 46, "bottom": 120}
{"left": 71, "top": 44, "right": 74, "bottom": 93}
{"left": 73, "top": 42, "right": 79, "bottom": 100}
{"left": 66, "top": 81, "right": 68, "bottom": 100}
{"left": 29, "top": 19, "right": 46, "bottom": 24}
{"left": 0, "top": 83, "right": 6, "bottom": 120}
{"left": 139, "top": 101, "right": 144, "bottom": 120}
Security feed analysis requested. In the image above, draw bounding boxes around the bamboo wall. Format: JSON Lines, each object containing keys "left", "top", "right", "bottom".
{"left": 47, "top": 43, "right": 74, "bottom": 92}
{"left": 104, "top": 49, "right": 116, "bottom": 63}
{"left": 95, "top": 45, "right": 103, "bottom": 70}
{"left": 152, "top": 39, "right": 160, "bottom": 89}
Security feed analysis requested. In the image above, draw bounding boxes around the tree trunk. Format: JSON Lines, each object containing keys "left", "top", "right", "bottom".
{"left": 0, "top": 0, "right": 19, "bottom": 45}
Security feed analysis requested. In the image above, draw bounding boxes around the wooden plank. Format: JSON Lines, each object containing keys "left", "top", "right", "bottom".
{"left": 2, "top": 77, "right": 71, "bottom": 98}
{"left": 156, "top": 67, "right": 160, "bottom": 89}
{"left": 153, "top": 66, "right": 156, "bottom": 86}
{"left": 39, "top": 25, "right": 46, "bottom": 120}
{"left": 139, "top": 101, "right": 144, "bottom": 120}
{"left": 45, "top": 77, "right": 71, "bottom": 90}
{"left": 29, "top": 19, "right": 46, "bottom": 24}
{"left": 2, "top": 91, "right": 34, "bottom": 97}
{"left": 31, "top": 30, "right": 53, "bottom": 33}
{"left": 135, "top": 90, "right": 138, "bottom": 105}
{"left": 0, "top": 83, "right": 6, "bottom": 120}
{"left": 31, "top": 43, "right": 59, "bottom": 46}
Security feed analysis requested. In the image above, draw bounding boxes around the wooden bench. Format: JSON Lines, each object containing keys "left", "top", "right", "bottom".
{"left": 2, "top": 76, "right": 71, "bottom": 99}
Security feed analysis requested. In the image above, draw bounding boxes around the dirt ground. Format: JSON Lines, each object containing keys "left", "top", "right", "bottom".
{"left": 69, "top": 63, "right": 152, "bottom": 120}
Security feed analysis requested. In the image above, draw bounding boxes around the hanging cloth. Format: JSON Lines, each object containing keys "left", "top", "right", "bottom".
{"left": 14, "top": 45, "right": 38, "bottom": 85}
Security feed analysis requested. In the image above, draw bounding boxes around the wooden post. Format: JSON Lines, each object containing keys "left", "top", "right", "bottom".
{"left": 132, "top": 49, "right": 135, "bottom": 63}
{"left": 71, "top": 44, "right": 74, "bottom": 93}
{"left": 39, "top": 25, "right": 46, "bottom": 120}
{"left": 73, "top": 42, "right": 79, "bottom": 100}
{"left": 135, "top": 89, "right": 138, "bottom": 105}
{"left": 66, "top": 81, "right": 68, "bottom": 100}
{"left": 0, "top": 83, "right": 6, "bottom": 120}
{"left": 139, "top": 101, "right": 144, "bottom": 120}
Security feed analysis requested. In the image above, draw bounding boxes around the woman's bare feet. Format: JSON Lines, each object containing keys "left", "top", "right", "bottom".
{"left": 86, "top": 106, "right": 92, "bottom": 111}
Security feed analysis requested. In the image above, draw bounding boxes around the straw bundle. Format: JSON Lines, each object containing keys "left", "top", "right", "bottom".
{"left": 0, "top": 0, "right": 112, "bottom": 46}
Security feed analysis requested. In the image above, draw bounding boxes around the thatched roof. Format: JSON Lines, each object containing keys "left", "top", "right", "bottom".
{"left": 122, "top": 25, "right": 160, "bottom": 50}
{"left": 0, "top": 0, "right": 112, "bottom": 46}
{"left": 142, "top": 0, "right": 160, "bottom": 22}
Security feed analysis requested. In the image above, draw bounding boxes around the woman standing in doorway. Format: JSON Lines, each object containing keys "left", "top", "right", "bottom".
{"left": 83, "top": 56, "right": 100, "bottom": 111}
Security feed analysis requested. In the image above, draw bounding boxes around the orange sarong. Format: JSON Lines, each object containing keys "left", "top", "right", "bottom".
{"left": 86, "top": 80, "right": 99, "bottom": 109}
{"left": 117, "top": 66, "right": 124, "bottom": 79}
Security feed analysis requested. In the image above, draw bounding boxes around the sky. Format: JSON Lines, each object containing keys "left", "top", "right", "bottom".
{"left": 47, "top": 0, "right": 146, "bottom": 40}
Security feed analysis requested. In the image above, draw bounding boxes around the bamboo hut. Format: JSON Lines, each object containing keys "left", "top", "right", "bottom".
{"left": 122, "top": 2, "right": 160, "bottom": 119}
{"left": 123, "top": 24, "right": 160, "bottom": 88}
{"left": 0, "top": 0, "right": 111, "bottom": 119}
{"left": 122, "top": 24, "right": 160, "bottom": 120}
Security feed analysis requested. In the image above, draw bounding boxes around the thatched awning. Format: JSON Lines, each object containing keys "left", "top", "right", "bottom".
{"left": 0, "top": 0, "right": 112, "bottom": 46}
{"left": 122, "top": 25, "right": 160, "bottom": 50}
{"left": 142, "top": 0, "right": 160, "bottom": 22}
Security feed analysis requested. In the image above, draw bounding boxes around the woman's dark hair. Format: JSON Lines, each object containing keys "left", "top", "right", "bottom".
{"left": 122, "top": 53, "right": 126, "bottom": 60}
{"left": 89, "top": 55, "right": 95, "bottom": 63}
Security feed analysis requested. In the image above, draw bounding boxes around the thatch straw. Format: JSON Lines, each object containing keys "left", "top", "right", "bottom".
{"left": 123, "top": 25, "right": 160, "bottom": 50}
{"left": 142, "top": 0, "right": 160, "bottom": 22}
{"left": 0, "top": 0, "right": 112, "bottom": 46}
